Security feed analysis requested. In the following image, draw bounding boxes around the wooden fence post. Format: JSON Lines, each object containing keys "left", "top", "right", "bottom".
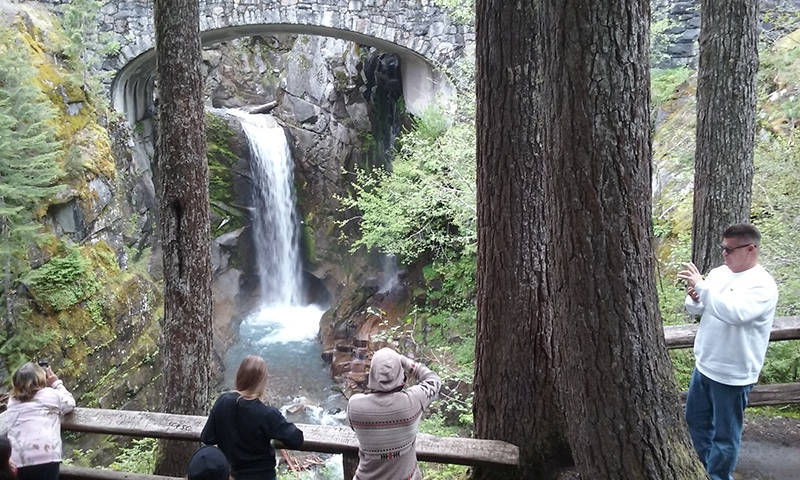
{"left": 342, "top": 451, "right": 358, "bottom": 480}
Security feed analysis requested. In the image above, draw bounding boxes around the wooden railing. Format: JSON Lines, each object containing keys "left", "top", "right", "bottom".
{"left": 664, "top": 316, "right": 800, "bottom": 349}
{"left": 665, "top": 315, "right": 800, "bottom": 406}
{"left": 0, "top": 316, "right": 797, "bottom": 480}
{"left": 0, "top": 407, "right": 518, "bottom": 480}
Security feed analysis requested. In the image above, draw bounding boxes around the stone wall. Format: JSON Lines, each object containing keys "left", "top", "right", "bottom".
{"left": 34, "top": 0, "right": 800, "bottom": 76}
{"left": 654, "top": 0, "right": 800, "bottom": 68}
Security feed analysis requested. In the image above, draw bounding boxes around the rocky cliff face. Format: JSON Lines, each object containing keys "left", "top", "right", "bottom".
{"left": 0, "top": 3, "right": 163, "bottom": 419}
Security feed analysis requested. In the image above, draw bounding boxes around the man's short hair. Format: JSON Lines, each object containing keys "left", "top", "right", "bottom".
{"left": 723, "top": 223, "right": 761, "bottom": 246}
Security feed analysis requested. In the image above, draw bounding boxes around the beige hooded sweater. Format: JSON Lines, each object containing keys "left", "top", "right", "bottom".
{"left": 346, "top": 348, "right": 441, "bottom": 480}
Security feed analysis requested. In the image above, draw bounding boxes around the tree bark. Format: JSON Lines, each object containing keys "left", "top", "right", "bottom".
{"left": 541, "top": 1, "right": 706, "bottom": 478}
{"left": 472, "top": 1, "right": 572, "bottom": 478}
{"left": 692, "top": 0, "right": 759, "bottom": 273}
{"left": 152, "top": 0, "right": 212, "bottom": 475}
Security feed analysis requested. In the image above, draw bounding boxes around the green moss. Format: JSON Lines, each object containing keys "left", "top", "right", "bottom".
{"left": 21, "top": 28, "right": 90, "bottom": 138}
{"left": 85, "top": 241, "right": 121, "bottom": 275}
{"left": 297, "top": 54, "right": 311, "bottom": 71}
{"left": 8, "top": 238, "right": 162, "bottom": 404}
{"left": 651, "top": 67, "right": 693, "bottom": 107}
{"left": 15, "top": 9, "right": 117, "bottom": 215}
{"left": 23, "top": 246, "right": 100, "bottom": 312}
{"left": 301, "top": 222, "right": 317, "bottom": 263}
{"left": 206, "top": 113, "right": 246, "bottom": 236}
{"left": 334, "top": 69, "right": 349, "bottom": 91}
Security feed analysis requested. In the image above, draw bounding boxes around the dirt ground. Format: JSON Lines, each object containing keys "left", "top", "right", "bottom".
{"left": 735, "top": 413, "right": 800, "bottom": 480}
{"left": 550, "top": 412, "right": 800, "bottom": 480}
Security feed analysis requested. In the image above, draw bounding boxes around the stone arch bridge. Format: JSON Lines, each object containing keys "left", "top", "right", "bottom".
{"left": 101, "top": 0, "right": 474, "bottom": 122}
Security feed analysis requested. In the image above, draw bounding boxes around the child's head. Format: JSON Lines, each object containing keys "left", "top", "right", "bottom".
{"left": 187, "top": 445, "right": 229, "bottom": 480}
{"left": 11, "top": 362, "right": 47, "bottom": 402}
{"left": 0, "top": 436, "right": 10, "bottom": 464}
{"left": 0, "top": 435, "right": 14, "bottom": 479}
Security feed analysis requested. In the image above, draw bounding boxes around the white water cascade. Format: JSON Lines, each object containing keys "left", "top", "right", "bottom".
{"left": 232, "top": 110, "right": 303, "bottom": 307}
{"left": 222, "top": 110, "right": 345, "bottom": 426}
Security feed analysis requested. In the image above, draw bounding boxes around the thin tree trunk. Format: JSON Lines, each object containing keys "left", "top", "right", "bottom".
{"left": 541, "top": 0, "right": 706, "bottom": 478}
{"left": 1, "top": 213, "right": 11, "bottom": 337}
{"left": 152, "top": 0, "right": 212, "bottom": 475}
{"left": 692, "top": 0, "right": 759, "bottom": 273}
{"left": 472, "top": 1, "right": 572, "bottom": 478}
{"left": 3, "top": 254, "right": 10, "bottom": 336}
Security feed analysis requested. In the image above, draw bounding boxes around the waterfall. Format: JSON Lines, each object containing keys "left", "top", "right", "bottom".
{"left": 221, "top": 109, "right": 345, "bottom": 426}
{"left": 230, "top": 110, "right": 303, "bottom": 307}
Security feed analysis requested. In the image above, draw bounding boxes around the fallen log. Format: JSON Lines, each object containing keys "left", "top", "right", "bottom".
{"left": 244, "top": 101, "right": 278, "bottom": 114}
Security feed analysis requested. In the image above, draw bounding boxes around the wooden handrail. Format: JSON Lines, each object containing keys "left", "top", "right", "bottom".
{"left": 744, "top": 382, "right": 800, "bottom": 406}
{"left": 0, "top": 408, "right": 519, "bottom": 468}
{"left": 664, "top": 316, "right": 800, "bottom": 406}
{"left": 664, "top": 316, "right": 800, "bottom": 349}
{"left": 677, "top": 382, "right": 800, "bottom": 407}
{"left": 59, "top": 466, "right": 182, "bottom": 480}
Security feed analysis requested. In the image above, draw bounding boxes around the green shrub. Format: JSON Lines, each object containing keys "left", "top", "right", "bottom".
{"left": 761, "top": 340, "right": 800, "bottom": 384}
{"left": 0, "top": 320, "right": 58, "bottom": 377}
{"left": 23, "top": 247, "right": 100, "bottom": 312}
{"left": 651, "top": 67, "right": 693, "bottom": 107}
{"left": 109, "top": 438, "right": 157, "bottom": 474}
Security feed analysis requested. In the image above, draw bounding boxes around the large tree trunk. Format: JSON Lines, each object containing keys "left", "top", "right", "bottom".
{"left": 472, "top": 1, "right": 572, "bottom": 478}
{"left": 541, "top": 1, "right": 706, "bottom": 478}
{"left": 152, "top": 0, "right": 212, "bottom": 475}
{"left": 692, "top": 0, "right": 759, "bottom": 273}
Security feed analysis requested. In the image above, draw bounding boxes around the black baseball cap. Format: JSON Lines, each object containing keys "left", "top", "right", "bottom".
{"left": 187, "top": 445, "right": 229, "bottom": 480}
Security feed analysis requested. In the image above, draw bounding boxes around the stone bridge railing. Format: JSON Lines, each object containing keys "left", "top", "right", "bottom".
{"left": 40, "top": 0, "right": 800, "bottom": 121}
{"left": 103, "top": 0, "right": 472, "bottom": 71}
{"left": 98, "top": 0, "right": 473, "bottom": 121}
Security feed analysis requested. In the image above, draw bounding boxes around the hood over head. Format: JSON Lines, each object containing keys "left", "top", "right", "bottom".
{"left": 367, "top": 347, "right": 405, "bottom": 392}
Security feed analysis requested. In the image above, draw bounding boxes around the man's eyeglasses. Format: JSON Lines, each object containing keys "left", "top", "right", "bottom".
{"left": 721, "top": 244, "right": 753, "bottom": 254}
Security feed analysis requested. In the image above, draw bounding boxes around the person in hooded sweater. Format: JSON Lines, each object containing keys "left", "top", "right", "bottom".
{"left": 346, "top": 347, "right": 441, "bottom": 480}
{"left": 678, "top": 223, "right": 779, "bottom": 480}
{"left": 201, "top": 355, "right": 303, "bottom": 480}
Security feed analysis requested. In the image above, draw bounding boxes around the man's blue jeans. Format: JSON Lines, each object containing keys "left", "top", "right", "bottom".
{"left": 685, "top": 368, "right": 753, "bottom": 480}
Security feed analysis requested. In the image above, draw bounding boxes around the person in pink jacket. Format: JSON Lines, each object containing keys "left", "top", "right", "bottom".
{"left": 6, "top": 362, "right": 75, "bottom": 480}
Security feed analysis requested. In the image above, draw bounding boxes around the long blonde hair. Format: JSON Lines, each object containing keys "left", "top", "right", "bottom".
{"left": 234, "top": 355, "right": 268, "bottom": 400}
{"left": 11, "top": 362, "right": 47, "bottom": 402}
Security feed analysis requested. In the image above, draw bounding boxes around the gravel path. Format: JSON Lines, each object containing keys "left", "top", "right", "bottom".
{"left": 734, "top": 413, "right": 800, "bottom": 480}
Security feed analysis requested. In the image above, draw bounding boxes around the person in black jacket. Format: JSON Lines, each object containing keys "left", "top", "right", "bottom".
{"left": 201, "top": 355, "right": 303, "bottom": 480}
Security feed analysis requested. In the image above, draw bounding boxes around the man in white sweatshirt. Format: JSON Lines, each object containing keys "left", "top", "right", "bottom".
{"left": 678, "top": 223, "right": 778, "bottom": 480}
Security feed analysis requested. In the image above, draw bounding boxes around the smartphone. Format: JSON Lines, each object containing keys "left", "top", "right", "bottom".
{"left": 38, "top": 360, "right": 49, "bottom": 368}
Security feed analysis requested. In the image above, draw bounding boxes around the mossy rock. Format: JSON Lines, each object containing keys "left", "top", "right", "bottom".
{"left": 206, "top": 113, "right": 248, "bottom": 237}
